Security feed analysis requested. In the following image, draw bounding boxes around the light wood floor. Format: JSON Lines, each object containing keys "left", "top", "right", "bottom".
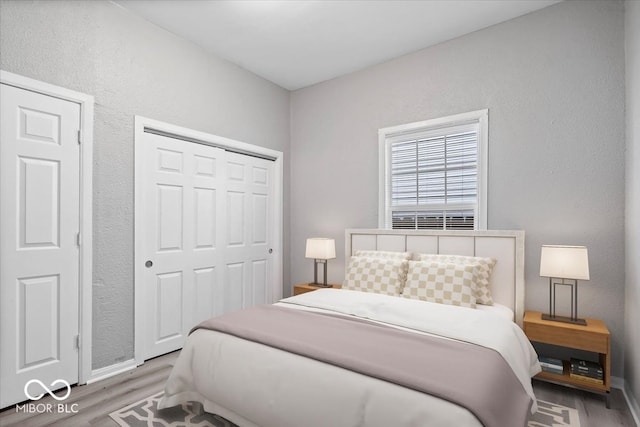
{"left": 1, "top": 350, "right": 636, "bottom": 427}
{"left": 532, "top": 380, "right": 636, "bottom": 427}
{"left": 0, "top": 352, "right": 179, "bottom": 427}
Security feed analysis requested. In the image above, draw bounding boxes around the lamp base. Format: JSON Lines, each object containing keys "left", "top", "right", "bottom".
{"left": 307, "top": 282, "right": 332, "bottom": 288}
{"left": 542, "top": 313, "right": 587, "bottom": 326}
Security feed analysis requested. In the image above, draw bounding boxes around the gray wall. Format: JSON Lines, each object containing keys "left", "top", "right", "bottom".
{"left": 625, "top": 0, "right": 640, "bottom": 412}
{"left": 0, "top": 0, "right": 633, "bottom": 389}
{"left": 0, "top": 0, "right": 291, "bottom": 370}
{"left": 291, "top": 0, "right": 627, "bottom": 376}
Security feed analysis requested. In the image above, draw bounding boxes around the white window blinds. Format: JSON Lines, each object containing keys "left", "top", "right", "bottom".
{"left": 379, "top": 110, "right": 488, "bottom": 230}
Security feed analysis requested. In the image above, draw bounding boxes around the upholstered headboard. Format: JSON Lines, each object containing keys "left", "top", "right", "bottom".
{"left": 345, "top": 229, "right": 526, "bottom": 326}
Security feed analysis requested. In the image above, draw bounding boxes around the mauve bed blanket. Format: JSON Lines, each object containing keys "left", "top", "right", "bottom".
{"left": 193, "top": 304, "right": 533, "bottom": 427}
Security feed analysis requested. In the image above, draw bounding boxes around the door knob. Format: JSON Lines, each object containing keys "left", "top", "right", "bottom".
{"left": 145, "top": 260, "right": 153, "bottom": 268}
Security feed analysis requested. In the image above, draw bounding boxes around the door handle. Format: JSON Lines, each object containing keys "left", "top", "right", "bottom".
{"left": 145, "top": 260, "right": 153, "bottom": 268}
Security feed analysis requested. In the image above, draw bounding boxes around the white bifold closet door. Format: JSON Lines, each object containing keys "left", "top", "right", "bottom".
{"left": 139, "top": 132, "right": 274, "bottom": 360}
{"left": 223, "top": 151, "right": 275, "bottom": 312}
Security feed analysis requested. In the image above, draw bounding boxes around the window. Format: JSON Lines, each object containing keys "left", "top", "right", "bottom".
{"left": 379, "top": 110, "right": 488, "bottom": 230}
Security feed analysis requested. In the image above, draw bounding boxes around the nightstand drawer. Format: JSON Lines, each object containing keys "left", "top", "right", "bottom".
{"left": 525, "top": 322, "right": 608, "bottom": 353}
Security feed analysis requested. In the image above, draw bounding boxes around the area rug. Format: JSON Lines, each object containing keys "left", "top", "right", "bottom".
{"left": 110, "top": 393, "right": 581, "bottom": 427}
{"left": 529, "top": 400, "right": 581, "bottom": 427}
{"left": 109, "top": 391, "right": 235, "bottom": 427}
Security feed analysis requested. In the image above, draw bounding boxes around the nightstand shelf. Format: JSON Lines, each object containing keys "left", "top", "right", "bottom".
{"left": 293, "top": 283, "right": 341, "bottom": 296}
{"left": 535, "top": 360, "right": 608, "bottom": 393}
{"left": 523, "top": 311, "right": 610, "bottom": 406}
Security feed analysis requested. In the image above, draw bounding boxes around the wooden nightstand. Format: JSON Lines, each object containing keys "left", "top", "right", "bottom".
{"left": 293, "top": 283, "right": 341, "bottom": 296}
{"left": 523, "top": 311, "right": 611, "bottom": 406}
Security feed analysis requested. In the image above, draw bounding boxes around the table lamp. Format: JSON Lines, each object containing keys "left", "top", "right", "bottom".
{"left": 305, "top": 238, "right": 336, "bottom": 287}
{"left": 539, "top": 245, "right": 590, "bottom": 325}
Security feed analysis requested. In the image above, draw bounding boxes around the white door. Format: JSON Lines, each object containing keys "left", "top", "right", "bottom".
{"left": 0, "top": 84, "right": 80, "bottom": 408}
{"left": 224, "top": 152, "right": 274, "bottom": 311}
{"left": 139, "top": 132, "right": 226, "bottom": 359}
{"left": 138, "top": 132, "right": 276, "bottom": 360}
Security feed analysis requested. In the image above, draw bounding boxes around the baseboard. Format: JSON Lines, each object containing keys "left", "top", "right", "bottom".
{"left": 622, "top": 381, "right": 640, "bottom": 427}
{"left": 86, "top": 359, "right": 137, "bottom": 385}
{"left": 609, "top": 376, "right": 640, "bottom": 426}
{"left": 613, "top": 375, "right": 625, "bottom": 390}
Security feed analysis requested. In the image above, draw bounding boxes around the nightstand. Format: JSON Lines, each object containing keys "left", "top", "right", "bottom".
{"left": 293, "top": 283, "right": 341, "bottom": 296}
{"left": 523, "top": 311, "right": 610, "bottom": 407}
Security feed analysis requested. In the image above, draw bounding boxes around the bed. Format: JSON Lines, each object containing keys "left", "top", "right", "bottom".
{"left": 159, "top": 229, "right": 540, "bottom": 427}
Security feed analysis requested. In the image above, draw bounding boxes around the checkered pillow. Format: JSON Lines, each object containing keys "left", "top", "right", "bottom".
{"left": 418, "top": 254, "right": 496, "bottom": 305}
{"left": 354, "top": 250, "right": 412, "bottom": 260}
{"left": 402, "top": 261, "right": 478, "bottom": 308}
{"left": 343, "top": 257, "right": 408, "bottom": 296}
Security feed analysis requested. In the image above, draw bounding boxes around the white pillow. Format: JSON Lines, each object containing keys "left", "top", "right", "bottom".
{"left": 354, "top": 250, "right": 412, "bottom": 260}
{"left": 343, "top": 256, "right": 408, "bottom": 296}
{"left": 418, "top": 254, "right": 496, "bottom": 305}
{"left": 402, "top": 261, "right": 478, "bottom": 308}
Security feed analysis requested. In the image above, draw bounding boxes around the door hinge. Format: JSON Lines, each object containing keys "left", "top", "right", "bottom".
{"left": 75, "top": 335, "right": 81, "bottom": 350}
{"left": 76, "top": 232, "right": 81, "bottom": 247}
{"left": 77, "top": 129, "right": 82, "bottom": 145}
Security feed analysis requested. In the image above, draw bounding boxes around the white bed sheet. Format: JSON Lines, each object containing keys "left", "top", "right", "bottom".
{"left": 160, "top": 289, "right": 540, "bottom": 427}
{"left": 476, "top": 301, "right": 514, "bottom": 321}
{"left": 282, "top": 293, "right": 514, "bottom": 321}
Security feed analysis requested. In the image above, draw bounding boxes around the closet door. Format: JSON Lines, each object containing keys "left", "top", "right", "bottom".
{"left": 224, "top": 152, "right": 275, "bottom": 312}
{"left": 139, "top": 133, "right": 225, "bottom": 360}
{"left": 137, "top": 132, "right": 276, "bottom": 361}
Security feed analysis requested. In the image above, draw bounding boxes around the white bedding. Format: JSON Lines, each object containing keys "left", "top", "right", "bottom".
{"left": 160, "top": 289, "right": 540, "bottom": 427}
{"left": 476, "top": 301, "right": 514, "bottom": 320}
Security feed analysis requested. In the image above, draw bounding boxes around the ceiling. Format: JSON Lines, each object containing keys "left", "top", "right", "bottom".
{"left": 115, "top": 0, "right": 560, "bottom": 91}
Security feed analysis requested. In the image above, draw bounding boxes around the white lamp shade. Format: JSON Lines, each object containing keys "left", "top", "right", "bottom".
{"left": 540, "top": 245, "right": 590, "bottom": 280}
{"left": 305, "top": 238, "right": 336, "bottom": 260}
